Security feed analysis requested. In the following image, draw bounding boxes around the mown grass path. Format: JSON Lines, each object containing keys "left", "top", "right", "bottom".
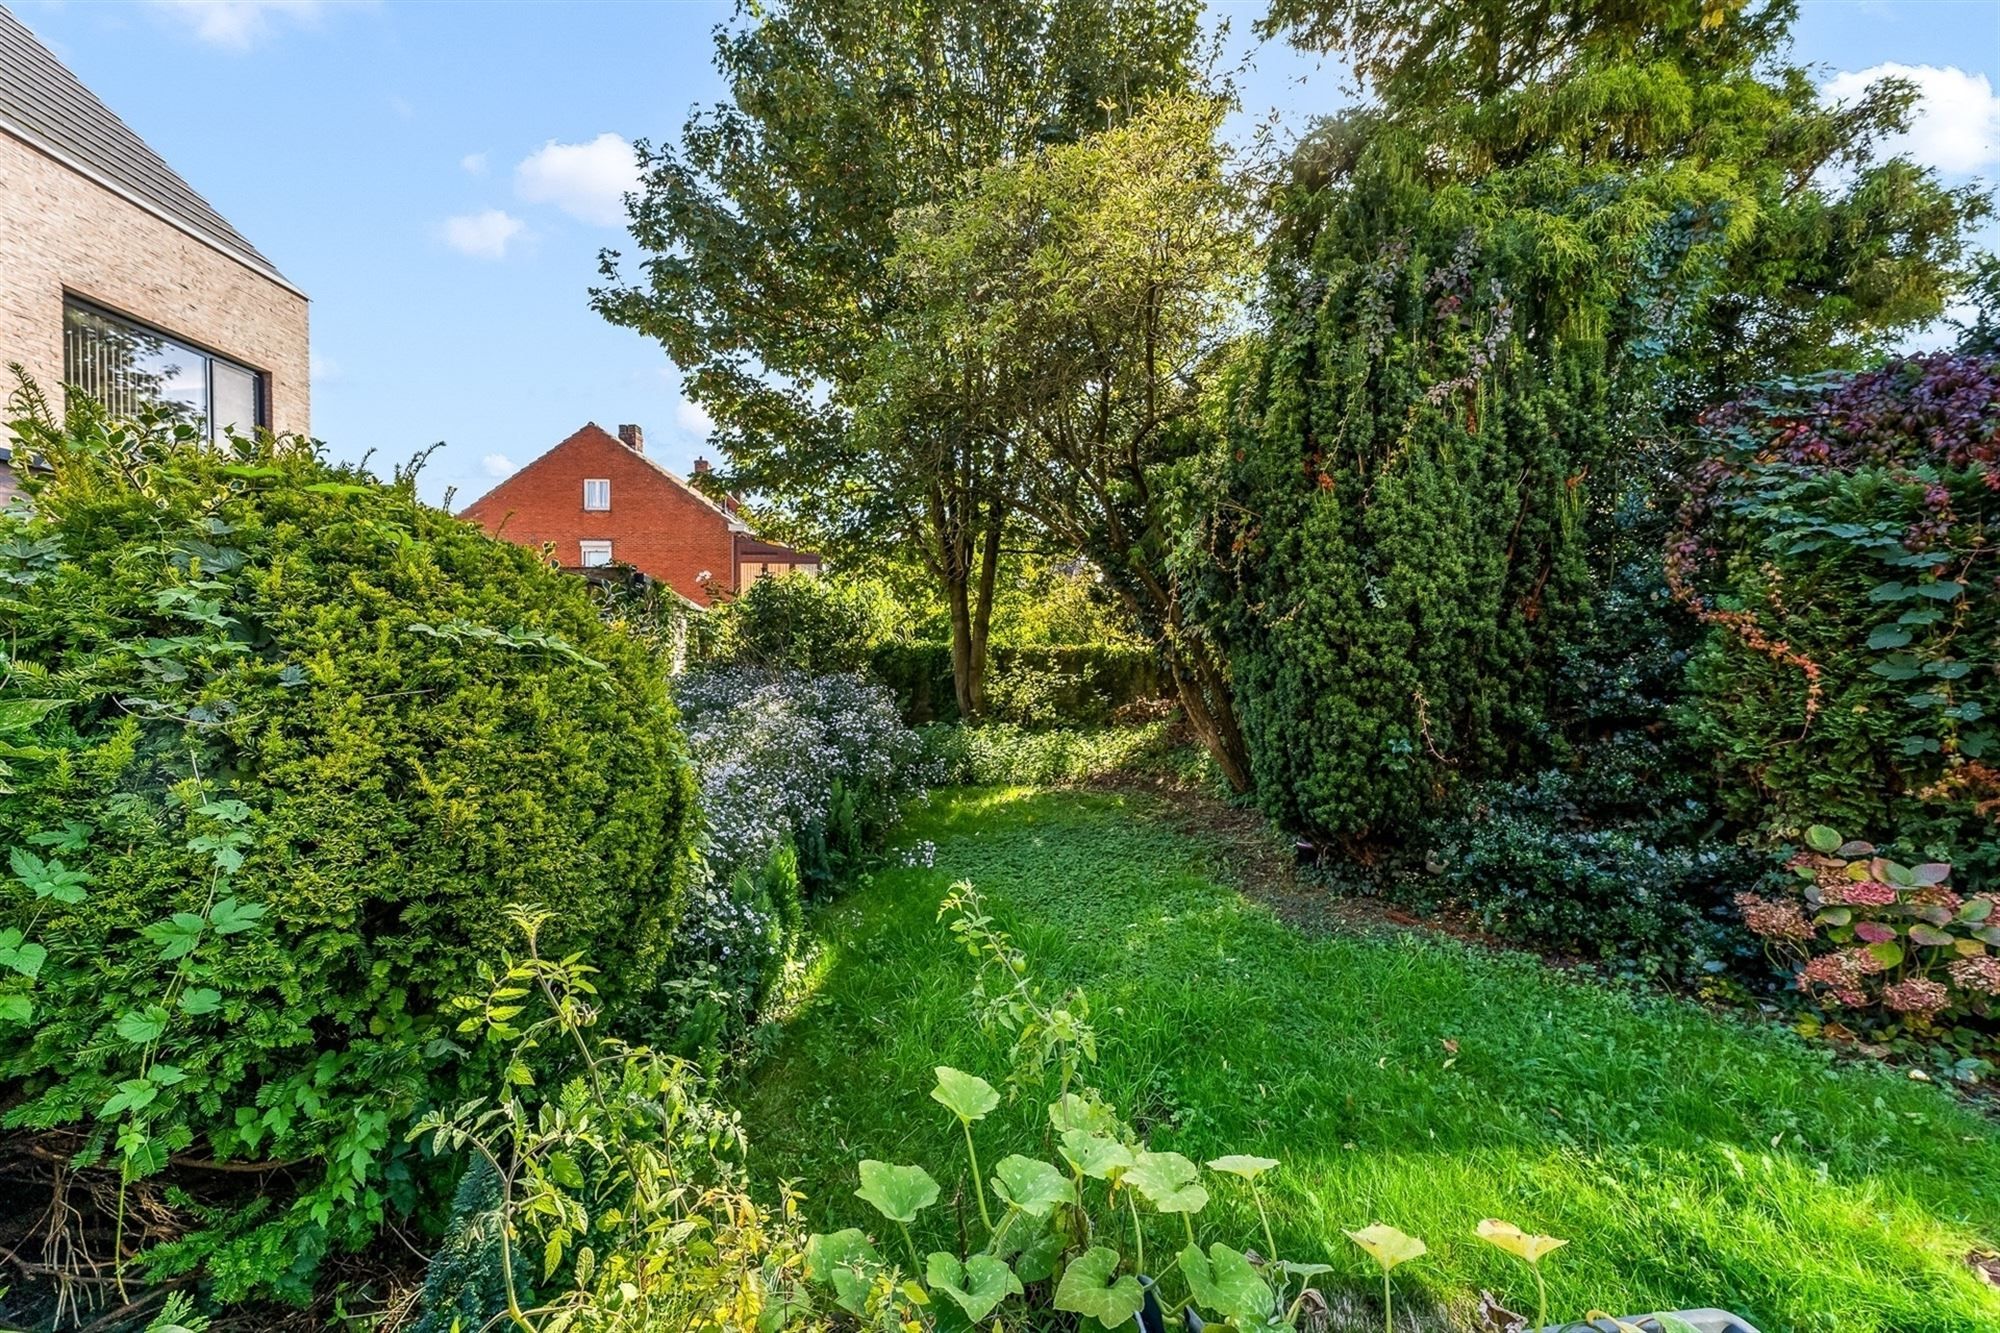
{"left": 736, "top": 787, "right": 2000, "bottom": 1331}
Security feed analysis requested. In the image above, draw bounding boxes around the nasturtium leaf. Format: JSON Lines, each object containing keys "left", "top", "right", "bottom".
{"left": 925, "top": 1251, "right": 1023, "bottom": 1321}
{"left": 1126, "top": 1151, "right": 1207, "bottom": 1214}
{"left": 1475, "top": 1219, "right": 1567, "bottom": 1265}
{"left": 1206, "top": 1154, "right": 1279, "bottom": 1181}
{"left": 991, "top": 1154, "right": 1075, "bottom": 1217}
{"left": 931, "top": 1066, "right": 1000, "bottom": 1123}
{"left": 1346, "top": 1224, "right": 1427, "bottom": 1271}
{"left": 855, "top": 1160, "right": 939, "bottom": 1223}
{"left": 1178, "top": 1243, "right": 1275, "bottom": 1324}
{"left": 1804, "top": 825, "right": 1843, "bottom": 855}
{"left": 1060, "top": 1128, "right": 1134, "bottom": 1180}
{"left": 806, "top": 1229, "right": 882, "bottom": 1316}
{"left": 1054, "top": 1247, "right": 1145, "bottom": 1328}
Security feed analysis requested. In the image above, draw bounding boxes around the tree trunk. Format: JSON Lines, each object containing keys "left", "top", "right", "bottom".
{"left": 1166, "top": 640, "right": 1252, "bottom": 793}
{"left": 945, "top": 566, "right": 986, "bottom": 720}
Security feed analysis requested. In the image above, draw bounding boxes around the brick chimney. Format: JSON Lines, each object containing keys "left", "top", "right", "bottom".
{"left": 617, "top": 423, "right": 644, "bottom": 453}
{"left": 693, "top": 456, "right": 711, "bottom": 474}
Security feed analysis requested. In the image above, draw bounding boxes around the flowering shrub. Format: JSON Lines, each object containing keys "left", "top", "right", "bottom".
{"left": 676, "top": 667, "right": 925, "bottom": 886}
{"left": 1737, "top": 824, "right": 2000, "bottom": 1054}
{"left": 1672, "top": 355, "right": 2000, "bottom": 872}
{"left": 663, "top": 668, "right": 926, "bottom": 1046}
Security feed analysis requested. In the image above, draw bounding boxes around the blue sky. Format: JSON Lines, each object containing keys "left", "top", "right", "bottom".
{"left": 12, "top": 0, "right": 2000, "bottom": 506}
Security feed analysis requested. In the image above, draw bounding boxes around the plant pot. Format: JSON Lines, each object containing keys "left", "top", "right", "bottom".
{"left": 1536, "top": 1312, "right": 1761, "bottom": 1333}
{"left": 1132, "top": 1274, "right": 1168, "bottom": 1333}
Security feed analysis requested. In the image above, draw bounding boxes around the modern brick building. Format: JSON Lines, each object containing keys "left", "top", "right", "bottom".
{"left": 0, "top": 5, "right": 310, "bottom": 502}
{"left": 457, "top": 422, "right": 820, "bottom": 606}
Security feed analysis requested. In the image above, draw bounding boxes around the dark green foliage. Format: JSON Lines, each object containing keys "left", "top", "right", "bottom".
{"left": 410, "top": 1154, "right": 518, "bottom": 1333}
{"left": 0, "top": 404, "right": 696, "bottom": 1300}
{"left": 1673, "top": 356, "right": 2000, "bottom": 873}
{"left": 1216, "top": 162, "right": 1612, "bottom": 843}
{"left": 709, "top": 573, "right": 904, "bottom": 675}
{"left": 873, "top": 644, "right": 1168, "bottom": 726}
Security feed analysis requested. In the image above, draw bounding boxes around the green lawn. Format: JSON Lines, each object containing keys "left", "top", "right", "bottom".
{"left": 736, "top": 787, "right": 2000, "bottom": 1332}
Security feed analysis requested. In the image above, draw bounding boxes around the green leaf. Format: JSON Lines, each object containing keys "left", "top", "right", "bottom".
{"left": 1126, "top": 1150, "right": 1208, "bottom": 1213}
{"left": 1205, "top": 1154, "right": 1279, "bottom": 1181}
{"left": 179, "top": 988, "right": 222, "bottom": 1016}
{"left": 0, "top": 928, "right": 47, "bottom": 979}
{"left": 0, "top": 993, "right": 32, "bottom": 1023}
{"left": 1866, "top": 624, "right": 1913, "bottom": 649}
{"left": 806, "top": 1229, "right": 881, "bottom": 1316}
{"left": 931, "top": 1066, "right": 1000, "bottom": 1123}
{"left": 99, "top": 1076, "right": 159, "bottom": 1118}
{"left": 1012, "top": 1218, "right": 1066, "bottom": 1284}
{"left": 1178, "top": 1243, "right": 1275, "bottom": 1324}
{"left": 1054, "top": 1247, "right": 1145, "bottom": 1328}
{"left": 926, "top": 1252, "right": 1023, "bottom": 1322}
{"left": 1866, "top": 940, "right": 1905, "bottom": 969}
{"left": 1908, "top": 925, "right": 1956, "bottom": 948}
{"left": 991, "top": 1154, "right": 1075, "bottom": 1217}
{"left": 143, "top": 913, "right": 207, "bottom": 960}
{"left": 1059, "top": 1128, "right": 1135, "bottom": 1180}
{"left": 1957, "top": 897, "right": 1994, "bottom": 924}
{"left": 1918, "top": 580, "right": 1965, "bottom": 601}
{"left": 854, "top": 1159, "right": 938, "bottom": 1223}
{"left": 115, "top": 1005, "right": 170, "bottom": 1045}
{"left": 208, "top": 897, "right": 268, "bottom": 935}
{"left": 1804, "top": 825, "right": 1843, "bottom": 855}
{"left": 1048, "top": 1092, "right": 1117, "bottom": 1135}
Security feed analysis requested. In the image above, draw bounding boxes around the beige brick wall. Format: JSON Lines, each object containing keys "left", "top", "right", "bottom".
{"left": 0, "top": 129, "right": 309, "bottom": 434}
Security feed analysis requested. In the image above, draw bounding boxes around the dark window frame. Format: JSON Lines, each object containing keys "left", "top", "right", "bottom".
{"left": 61, "top": 293, "right": 269, "bottom": 440}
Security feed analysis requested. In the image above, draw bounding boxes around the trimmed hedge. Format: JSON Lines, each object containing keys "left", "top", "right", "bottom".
{"left": 917, "top": 721, "right": 1172, "bottom": 786}
{"left": 872, "top": 643, "right": 1168, "bottom": 726}
{"left": 0, "top": 405, "right": 697, "bottom": 1301}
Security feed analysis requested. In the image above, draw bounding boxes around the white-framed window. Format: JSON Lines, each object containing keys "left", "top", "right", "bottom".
{"left": 583, "top": 478, "right": 611, "bottom": 510}
{"left": 579, "top": 540, "right": 613, "bottom": 568}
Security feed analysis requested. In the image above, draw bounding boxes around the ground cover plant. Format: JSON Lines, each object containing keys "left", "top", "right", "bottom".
{"left": 737, "top": 788, "right": 2000, "bottom": 1331}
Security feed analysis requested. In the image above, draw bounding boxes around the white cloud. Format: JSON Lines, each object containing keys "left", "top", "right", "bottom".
{"left": 481, "top": 453, "right": 518, "bottom": 479}
{"left": 440, "top": 209, "right": 526, "bottom": 260}
{"left": 514, "top": 133, "right": 640, "bottom": 227}
{"left": 1822, "top": 63, "right": 2000, "bottom": 176}
{"left": 675, "top": 397, "right": 714, "bottom": 438}
{"left": 146, "top": 0, "right": 326, "bottom": 51}
{"left": 461, "top": 152, "right": 489, "bottom": 176}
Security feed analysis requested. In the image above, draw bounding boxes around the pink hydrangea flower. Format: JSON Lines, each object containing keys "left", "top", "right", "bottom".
{"left": 1881, "top": 977, "right": 1950, "bottom": 1016}
{"left": 1734, "top": 892, "right": 1812, "bottom": 941}
{"left": 1822, "top": 879, "right": 1898, "bottom": 908}
{"left": 1947, "top": 954, "right": 2000, "bottom": 995}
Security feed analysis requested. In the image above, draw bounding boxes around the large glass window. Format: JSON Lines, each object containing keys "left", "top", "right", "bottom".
{"left": 62, "top": 298, "right": 266, "bottom": 439}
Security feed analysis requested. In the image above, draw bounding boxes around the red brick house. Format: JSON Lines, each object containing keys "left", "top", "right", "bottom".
{"left": 457, "top": 421, "right": 820, "bottom": 606}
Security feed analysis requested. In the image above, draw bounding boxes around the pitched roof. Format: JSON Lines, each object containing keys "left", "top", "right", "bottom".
{"left": 0, "top": 5, "right": 300, "bottom": 294}
{"left": 456, "top": 422, "right": 750, "bottom": 532}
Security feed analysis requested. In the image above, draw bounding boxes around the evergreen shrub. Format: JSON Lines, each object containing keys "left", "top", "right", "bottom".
{"left": 0, "top": 403, "right": 697, "bottom": 1299}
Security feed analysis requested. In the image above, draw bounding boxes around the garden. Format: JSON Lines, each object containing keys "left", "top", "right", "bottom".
{"left": 4, "top": 0, "right": 2000, "bottom": 1330}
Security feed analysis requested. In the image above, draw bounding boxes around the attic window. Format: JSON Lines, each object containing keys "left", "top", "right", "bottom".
{"left": 583, "top": 478, "right": 610, "bottom": 510}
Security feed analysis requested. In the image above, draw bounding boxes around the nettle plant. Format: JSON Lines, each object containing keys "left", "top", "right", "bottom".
{"left": 1737, "top": 824, "right": 1999, "bottom": 1060}
{"left": 800, "top": 887, "right": 1624, "bottom": 1333}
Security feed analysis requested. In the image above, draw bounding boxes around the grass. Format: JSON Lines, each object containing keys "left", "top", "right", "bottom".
{"left": 736, "top": 787, "right": 2000, "bottom": 1332}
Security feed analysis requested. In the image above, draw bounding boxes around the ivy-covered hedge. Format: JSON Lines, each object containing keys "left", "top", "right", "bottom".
{"left": 872, "top": 643, "right": 1167, "bottom": 726}
{"left": 1673, "top": 355, "right": 2000, "bottom": 872}
{"left": 0, "top": 405, "right": 696, "bottom": 1300}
